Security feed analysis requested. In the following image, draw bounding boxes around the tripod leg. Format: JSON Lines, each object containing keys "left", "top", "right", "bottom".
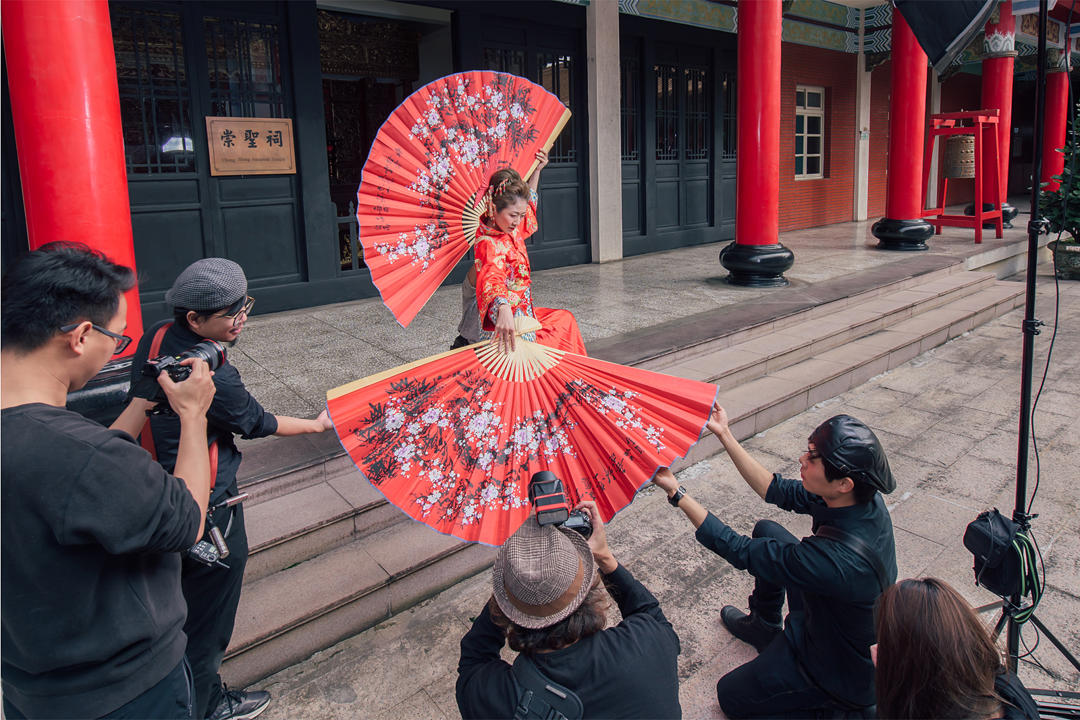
{"left": 1028, "top": 614, "right": 1080, "bottom": 673}
{"left": 992, "top": 610, "right": 1009, "bottom": 641}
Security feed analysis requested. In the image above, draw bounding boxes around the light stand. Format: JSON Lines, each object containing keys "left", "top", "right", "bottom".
{"left": 997, "top": 0, "right": 1080, "bottom": 679}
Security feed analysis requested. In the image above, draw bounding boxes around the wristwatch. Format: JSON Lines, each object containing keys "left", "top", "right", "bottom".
{"left": 668, "top": 486, "right": 686, "bottom": 507}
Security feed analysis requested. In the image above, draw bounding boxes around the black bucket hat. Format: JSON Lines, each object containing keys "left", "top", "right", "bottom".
{"left": 808, "top": 415, "right": 895, "bottom": 494}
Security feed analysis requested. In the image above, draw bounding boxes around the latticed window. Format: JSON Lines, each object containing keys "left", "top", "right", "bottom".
{"left": 483, "top": 47, "right": 525, "bottom": 76}
{"left": 205, "top": 17, "right": 286, "bottom": 118}
{"left": 684, "top": 67, "right": 708, "bottom": 160}
{"left": 112, "top": 5, "right": 194, "bottom": 174}
{"left": 537, "top": 53, "right": 575, "bottom": 162}
{"left": 720, "top": 72, "right": 736, "bottom": 160}
{"left": 655, "top": 64, "right": 678, "bottom": 161}
{"left": 620, "top": 54, "right": 640, "bottom": 162}
{"left": 795, "top": 85, "right": 825, "bottom": 179}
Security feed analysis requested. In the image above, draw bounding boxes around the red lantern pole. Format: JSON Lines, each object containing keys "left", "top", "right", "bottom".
{"left": 719, "top": 0, "right": 793, "bottom": 286}
{"left": 1042, "top": 52, "right": 1070, "bottom": 191}
{"left": 872, "top": 10, "right": 934, "bottom": 250}
{"left": 979, "top": 1, "right": 1019, "bottom": 224}
{"left": 2, "top": 0, "right": 143, "bottom": 345}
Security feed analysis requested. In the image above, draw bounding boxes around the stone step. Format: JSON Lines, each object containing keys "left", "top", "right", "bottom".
{"left": 659, "top": 271, "right": 998, "bottom": 390}
{"left": 224, "top": 518, "right": 497, "bottom": 689}
{"left": 665, "top": 281, "right": 1025, "bottom": 474}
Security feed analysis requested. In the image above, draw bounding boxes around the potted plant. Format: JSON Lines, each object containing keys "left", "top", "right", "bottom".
{"left": 1040, "top": 101, "right": 1080, "bottom": 280}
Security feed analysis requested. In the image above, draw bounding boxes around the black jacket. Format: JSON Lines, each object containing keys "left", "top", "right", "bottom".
{"left": 695, "top": 473, "right": 897, "bottom": 708}
{"left": 130, "top": 320, "right": 278, "bottom": 503}
{"left": 996, "top": 670, "right": 1039, "bottom": 719}
{"left": 1, "top": 403, "right": 201, "bottom": 719}
{"left": 456, "top": 564, "right": 681, "bottom": 719}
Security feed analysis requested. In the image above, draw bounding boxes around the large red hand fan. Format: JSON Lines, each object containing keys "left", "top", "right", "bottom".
{"left": 357, "top": 71, "right": 570, "bottom": 327}
{"left": 327, "top": 318, "right": 718, "bottom": 545}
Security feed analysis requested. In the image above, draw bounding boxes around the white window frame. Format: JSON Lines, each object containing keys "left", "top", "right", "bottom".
{"left": 795, "top": 85, "right": 825, "bottom": 180}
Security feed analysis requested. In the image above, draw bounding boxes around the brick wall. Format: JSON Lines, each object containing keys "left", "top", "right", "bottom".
{"left": 778, "top": 43, "right": 858, "bottom": 231}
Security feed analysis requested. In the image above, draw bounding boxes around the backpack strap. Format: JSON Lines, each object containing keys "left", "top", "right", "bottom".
{"left": 511, "top": 654, "right": 584, "bottom": 720}
{"left": 139, "top": 322, "right": 218, "bottom": 488}
{"left": 814, "top": 525, "right": 889, "bottom": 593}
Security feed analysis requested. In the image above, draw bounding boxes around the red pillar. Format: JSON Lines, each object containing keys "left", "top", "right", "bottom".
{"left": 872, "top": 10, "right": 934, "bottom": 250}
{"left": 1043, "top": 58, "right": 1070, "bottom": 191}
{"left": 719, "top": 0, "right": 793, "bottom": 286}
{"left": 980, "top": 1, "right": 1018, "bottom": 222}
{"left": 2, "top": 0, "right": 143, "bottom": 345}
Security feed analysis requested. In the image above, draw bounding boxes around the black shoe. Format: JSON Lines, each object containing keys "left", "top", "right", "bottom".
{"left": 207, "top": 687, "right": 271, "bottom": 720}
{"left": 720, "top": 605, "right": 782, "bottom": 653}
{"left": 450, "top": 335, "right": 471, "bottom": 350}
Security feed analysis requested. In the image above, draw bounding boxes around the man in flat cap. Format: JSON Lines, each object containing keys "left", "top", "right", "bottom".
{"left": 653, "top": 404, "right": 897, "bottom": 719}
{"left": 456, "top": 501, "right": 681, "bottom": 719}
{"left": 128, "top": 258, "right": 333, "bottom": 720}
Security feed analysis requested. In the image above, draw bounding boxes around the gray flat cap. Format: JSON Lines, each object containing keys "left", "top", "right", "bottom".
{"left": 165, "top": 258, "right": 247, "bottom": 311}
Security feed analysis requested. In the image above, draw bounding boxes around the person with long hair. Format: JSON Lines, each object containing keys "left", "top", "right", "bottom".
{"left": 874, "top": 577, "right": 1038, "bottom": 719}
{"left": 474, "top": 149, "right": 587, "bottom": 356}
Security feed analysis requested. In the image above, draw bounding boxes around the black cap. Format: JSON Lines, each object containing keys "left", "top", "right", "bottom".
{"left": 808, "top": 415, "right": 895, "bottom": 494}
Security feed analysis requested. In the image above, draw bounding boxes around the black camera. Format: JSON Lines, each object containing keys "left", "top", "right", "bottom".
{"left": 529, "top": 471, "right": 592, "bottom": 539}
{"left": 138, "top": 340, "right": 226, "bottom": 403}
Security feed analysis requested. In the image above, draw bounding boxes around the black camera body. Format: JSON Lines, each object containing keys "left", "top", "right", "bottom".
{"left": 139, "top": 340, "right": 226, "bottom": 403}
{"left": 529, "top": 470, "right": 592, "bottom": 539}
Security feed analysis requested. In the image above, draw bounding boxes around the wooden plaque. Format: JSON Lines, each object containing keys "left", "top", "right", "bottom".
{"left": 205, "top": 117, "right": 296, "bottom": 176}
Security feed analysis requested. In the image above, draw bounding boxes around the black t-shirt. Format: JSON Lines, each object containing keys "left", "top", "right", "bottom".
{"left": 456, "top": 564, "right": 682, "bottom": 720}
{"left": 1, "top": 403, "right": 201, "bottom": 719}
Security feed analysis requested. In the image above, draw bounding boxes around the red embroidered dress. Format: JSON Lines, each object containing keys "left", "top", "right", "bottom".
{"left": 474, "top": 191, "right": 586, "bottom": 354}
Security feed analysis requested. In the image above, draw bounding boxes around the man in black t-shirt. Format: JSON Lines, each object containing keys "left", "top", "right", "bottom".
{"left": 456, "top": 501, "right": 682, "bottom": 720}
{"left": 1, "top": 243, "right": 215, "bottom": 719}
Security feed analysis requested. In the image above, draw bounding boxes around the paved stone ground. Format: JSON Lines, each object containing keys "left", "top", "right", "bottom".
{"left": 254, "top": 267, "right": 1080, "bottom": 719}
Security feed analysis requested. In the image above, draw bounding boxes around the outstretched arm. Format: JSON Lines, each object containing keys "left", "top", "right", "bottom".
{"left": 708, "top": 403, "right": 772, "bottom": 499}
{"left": 526, "top": 149, "right": 549, "bottom": 195}
{"left": 652, "top": 468, "right": 709, "bottom": 529}
{"left": 274, "top": 409, "right": 333, "bottom": 436}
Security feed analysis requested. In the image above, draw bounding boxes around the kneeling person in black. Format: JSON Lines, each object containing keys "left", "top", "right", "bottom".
{"left": 456, "top": 502, "right": 682, "bottom": 719}
{"left": 652, "top": 405, "right": 897, "bottom": 718}
{"left": 129, "top": 258, "right": 334, "bottom": 720}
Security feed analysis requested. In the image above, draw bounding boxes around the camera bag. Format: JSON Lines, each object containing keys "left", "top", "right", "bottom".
{"left": 511, "top": 654, "right": 583, "bottom": 720}
{"left": 963, "top": 508, "right": 1022, "bottom": 597}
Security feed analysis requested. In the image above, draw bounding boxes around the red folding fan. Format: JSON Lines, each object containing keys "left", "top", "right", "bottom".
{"left": 356, "top": 71, "right": 571, "bottom": 328}
{"left": 326, "top": 318, "right": 718, "bottom": 545}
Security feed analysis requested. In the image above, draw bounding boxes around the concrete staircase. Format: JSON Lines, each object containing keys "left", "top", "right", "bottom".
{"left": 223, "top": 260, "right": 1025, "bottom": 688}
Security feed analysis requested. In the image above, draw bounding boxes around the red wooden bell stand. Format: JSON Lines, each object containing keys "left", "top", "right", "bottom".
{"left": 921, "top": 110, "right": 1003, "bottom": 244}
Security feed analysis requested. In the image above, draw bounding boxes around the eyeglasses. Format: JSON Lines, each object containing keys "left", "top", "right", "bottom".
{"left": 59, "top": 322, "right": 133, "bottom": 354}
{"left": 218, "top": 296, "right": 254, "bottom": 328}
{"left": 806, "top": 447, "right": 822, "bottom": 461}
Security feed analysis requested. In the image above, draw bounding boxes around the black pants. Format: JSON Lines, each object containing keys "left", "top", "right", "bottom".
{"left": 183, "top": 501, "right": 248, "bottom": 719}
{"left": 3, "top": 658, "right": 193, "bottom": 720}
{"left": 716, "top": 520, "right": 870, "bottom": 719}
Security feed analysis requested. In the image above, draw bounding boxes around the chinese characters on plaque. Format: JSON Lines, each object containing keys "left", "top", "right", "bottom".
{"left": 205, "top": 117, "right": 296, "bottom": 176}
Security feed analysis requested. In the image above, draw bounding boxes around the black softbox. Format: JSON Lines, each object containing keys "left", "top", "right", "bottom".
{"left": 893, "top": 0, "right": 999, "bottom": 74}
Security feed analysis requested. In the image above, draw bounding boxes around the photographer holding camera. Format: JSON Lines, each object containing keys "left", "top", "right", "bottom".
{"left": 2, "top": 243, "right": 215, "bottom": 719}
{"left": 652, "top": 404, "right": 897, "bottom": 718}
{"left": 456, "top": 474, "right": 682, "bottom": 720}
{"left": 129, "top": 258, "right": 333, "bottom": 720}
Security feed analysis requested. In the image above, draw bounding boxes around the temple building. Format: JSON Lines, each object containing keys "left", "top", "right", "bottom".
{"left": 2, "top": 0, "right": 1077, "bottom": 333}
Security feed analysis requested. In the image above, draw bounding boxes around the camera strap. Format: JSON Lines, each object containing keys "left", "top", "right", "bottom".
{"left": 813, "top": 525, "right": 889, "bottom": 593}
{"left": 510, "top": 654, "right": 583, "bottom": 720}
{"left": 139, "top": 322, "right": 218, "bottom": 488}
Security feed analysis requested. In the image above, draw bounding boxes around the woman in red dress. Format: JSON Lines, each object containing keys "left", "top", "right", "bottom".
{"left": 475, "top": 149, "right": 587, "bottom": 356}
